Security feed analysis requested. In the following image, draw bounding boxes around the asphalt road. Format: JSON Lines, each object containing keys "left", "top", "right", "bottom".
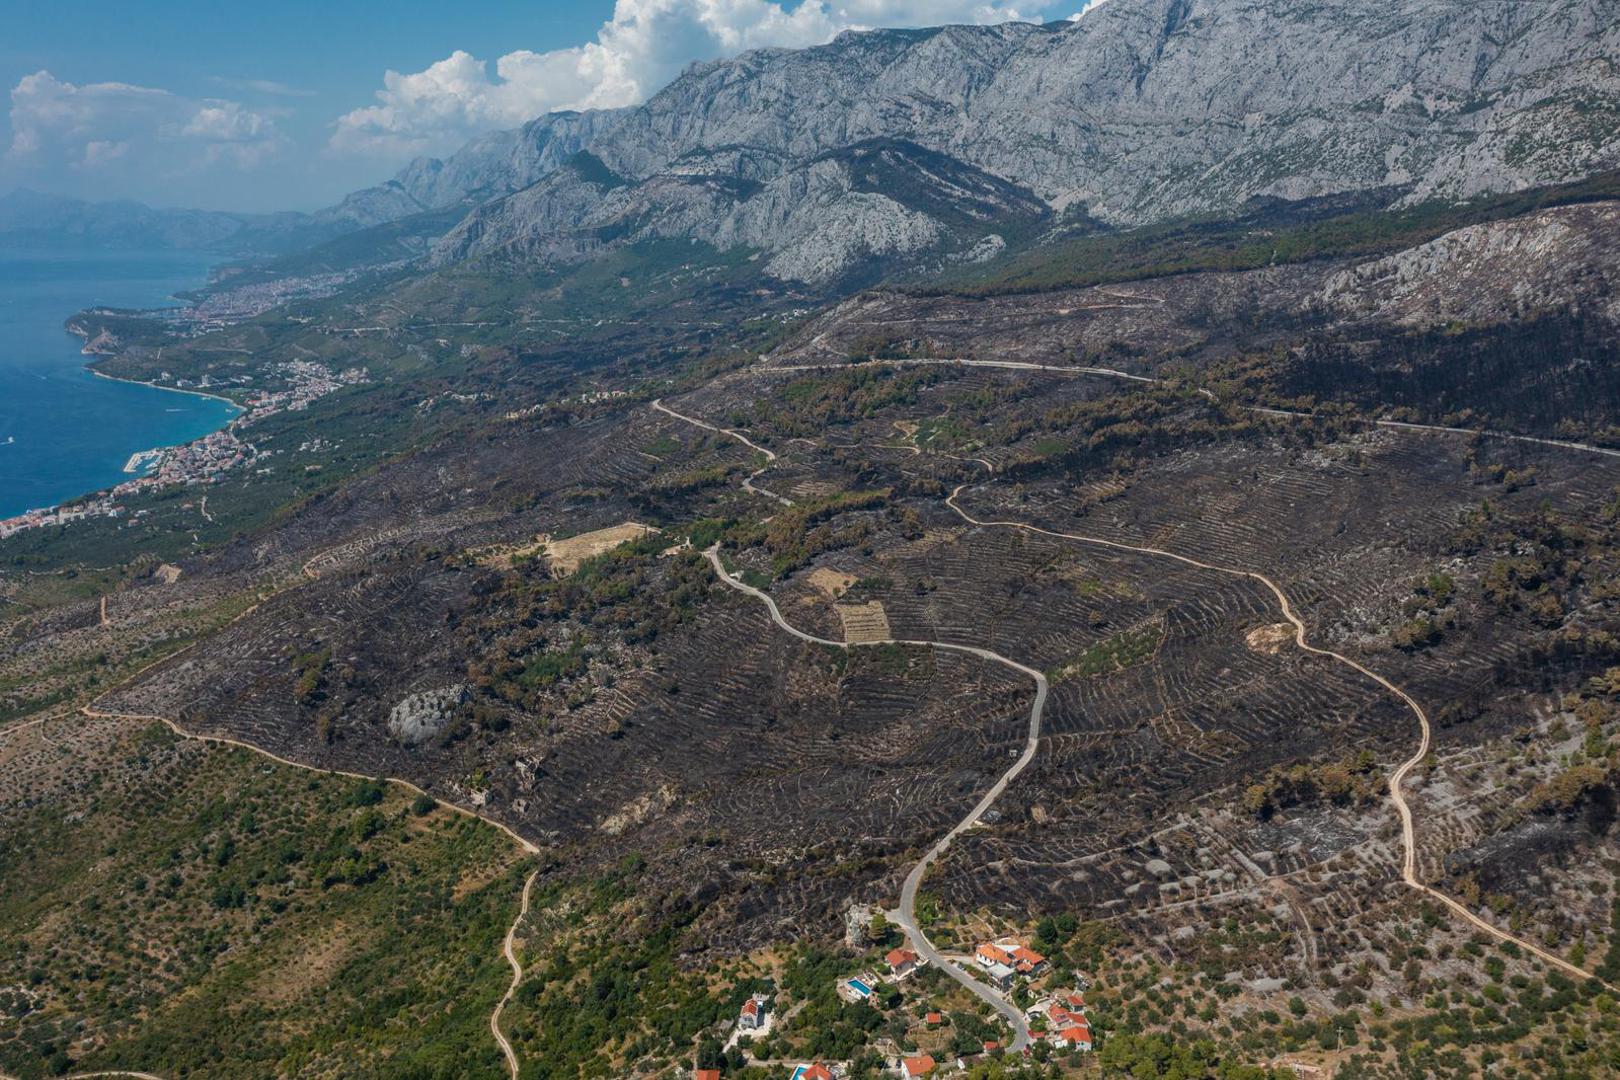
{"left": 702, "top": 545, "right": 1041, "bottom": 1049}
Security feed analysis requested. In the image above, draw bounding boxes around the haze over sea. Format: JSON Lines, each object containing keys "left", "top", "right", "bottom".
{"left": 0, "top": 248, "right": 238, "bottom": 520}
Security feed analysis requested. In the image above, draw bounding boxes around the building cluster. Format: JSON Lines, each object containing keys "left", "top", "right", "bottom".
{"left": 119, "top": 429, "right": 253, "bottom": 492}
{"left": 973, "top": 937, "right": 1048, "bottom": 990}
{"left": 1, "top": 361, "right": 368, "bottom": 541}
{"left": 0, "top": 496, "right": 124, "bottom": 539}
{"left": 1027, "top": 990, "right": 1093, "bottom": 1052}
{"left": 237, "top": 362, "right": 369, "bottom": 423}
{"left": 152, "top": 270, "right": 365, "bottom": 334}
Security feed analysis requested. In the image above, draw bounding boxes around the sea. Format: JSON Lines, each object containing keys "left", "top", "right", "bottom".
{"left": 0, "top": 247, "right": 239, "bottom": 520}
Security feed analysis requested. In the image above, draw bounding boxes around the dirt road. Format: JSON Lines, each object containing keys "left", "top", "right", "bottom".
{"left": 765, "top": 357, "right": 1620, "bottom": 460}
{"left": 943, "top": 483, "right": 1609, "bottom": 987}
{"left": 492, "top": 868, "right": 541, "bottom": 1078}
{"left": 662, "top": 387, "right": 1610, "bottom": 990}
{"left": 652, "top": 398, "right": 794, "bottom": 505}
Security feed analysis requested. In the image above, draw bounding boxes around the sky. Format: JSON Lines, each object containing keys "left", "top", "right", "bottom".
{"left": 0, "top": 0, "right": 1087, "bottom": 214}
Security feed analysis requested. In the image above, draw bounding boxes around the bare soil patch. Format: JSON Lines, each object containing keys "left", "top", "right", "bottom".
{"left": 1246, "top": 623, "right": 1297, "bottom": 654}
{"left": 836, "top": 601, "right": 892, "bottom": 643}
{"left": 808, "top": 567, "right": 858, "bottom": 598}
{"left": 543, "top": 522, "right": 657, "bottom": 576}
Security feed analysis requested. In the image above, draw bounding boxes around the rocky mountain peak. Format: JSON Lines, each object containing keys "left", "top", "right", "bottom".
{"left": 419, "top": 0, "right": 1619, "bottom": 284}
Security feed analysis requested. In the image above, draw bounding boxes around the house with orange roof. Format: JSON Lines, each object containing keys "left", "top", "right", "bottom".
{"left": 902, "top": 1054, "right": 937, "bottom": 1078}
{"left": 975, "top": 942, "right": 1014, "bottom": 968}
{"left": 1050, "top": 1017, "right": 1094, "bottom": 1051}
{"left": 739, "top": 995, "right": 767, "bottom": 1030}
{"left": 1011, "top": 944, "right": 1047, "bottom": 975}
{"left": 886, "top": 946, "right": 922, "bottom": 979}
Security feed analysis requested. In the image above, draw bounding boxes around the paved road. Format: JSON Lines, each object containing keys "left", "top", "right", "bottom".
{"left": 674, "top": 379, "right": 1614, "bottom": 1009}
{"left": 701, "top": 546, "right": 1040, "bottom": 1049}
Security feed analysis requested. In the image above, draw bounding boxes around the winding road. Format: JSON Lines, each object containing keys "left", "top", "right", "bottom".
{"left": 762, "top": 356, "right": 1620, "bottom": 460}
{"left": 492, "top": 868, "right": 542, "bottom": 1077}
{"left": 0, "top": 532, "right": 547, "bottom": 1080}
{"left": 941, "top": 484, "right": 1609, "bottom": 987}
{"left": 68, "top": 705, "right": 545, "bottom": 1077}
{"left": 9, "top": 348, "right": 1612, "bottom": 1079}
{"left": 700, "top": 545, "right": 1043, "bottom": 1048}
{"left": 657, "top": 383, "right": 1616, "bottom": 1007}
{"left": 652, "top": 398, "right": 794, "bottom": 505}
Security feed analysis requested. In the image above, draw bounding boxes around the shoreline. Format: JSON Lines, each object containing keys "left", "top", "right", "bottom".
{"left": 87, "top": 364, "right": 245, "bottom": 412}
{"left": 0, "top": 308, "right": 244, "bottom": 526}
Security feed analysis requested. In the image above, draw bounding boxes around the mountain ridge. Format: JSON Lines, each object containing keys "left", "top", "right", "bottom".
{"left": 422, "top": 0, "right": 1620, "bottom": 283}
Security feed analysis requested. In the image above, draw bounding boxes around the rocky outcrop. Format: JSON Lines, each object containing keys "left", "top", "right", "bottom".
{"left": 425, "top": 0, "right": 1620, "bottom": 283}
{"left": 386, "top": 684, "right": 468, "bottom": 747}
{"left": 1321, "top": 203, "right": 1620, "bottom": 326}
{"left": 392, "top": 109, "right": 627, "bottom": 211}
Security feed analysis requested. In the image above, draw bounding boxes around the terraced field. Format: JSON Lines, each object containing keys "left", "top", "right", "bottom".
{"left": 10, "top": 197, "right": 1620, "bottom": 1078}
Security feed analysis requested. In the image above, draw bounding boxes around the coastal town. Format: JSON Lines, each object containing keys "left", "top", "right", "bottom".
{"left": 0, "top": 361, "right": 368, "bottom": 539}
{"left": 148, "top": 266, "right": 382, "bottom": 334}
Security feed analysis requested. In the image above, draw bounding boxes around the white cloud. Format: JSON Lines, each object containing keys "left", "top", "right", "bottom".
{"left": 7, "top": 70, "right": 288, "bottom": 178}
{"left": 210, "top": 77, "right": 317, "bottom": 98}
{"left": 330, "top": 0, "right": 1058, "bottom": 159}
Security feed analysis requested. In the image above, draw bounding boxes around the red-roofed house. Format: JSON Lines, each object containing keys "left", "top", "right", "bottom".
{"left": 1048, "top": 1005, "right": 1077, "bottom": 1027}
{"left": 1011, "top": 945, "right": 1047, "bottom": 975}
{"left": 694, "top": 1070, "right": 721, "bottom": 1080}
{"left": 886, "top": 947, "right": 920, "bottom": 979}
{"left": 925, "top": 1011, "right": 943, "bottom": 1026}
{"left": 739, "top": 996, "right": 766, "bottom": 1030}
{"left": 1051, "top": 1020, "right": 1094, "bottom": 1051}
{"left": 902, "top": 1055, "right": 937, "bottom": 1078}
{"left": 975, "top": 943, "right": 1014, "bottom": 968}
{"left": 800, "top": 1065, "right": 833, "bottom": 1080}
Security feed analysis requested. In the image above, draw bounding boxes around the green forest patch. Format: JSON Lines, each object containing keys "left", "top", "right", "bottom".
{"left": 0, "top": 722, "right": 526, "bottom": 1079}
{"left": 1050, "top": 617, "right": 1166, "bottom": 683}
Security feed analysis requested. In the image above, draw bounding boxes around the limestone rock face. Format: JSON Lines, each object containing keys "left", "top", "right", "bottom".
{"left": 1320, "top": 203, "right": 1620, "bottom": 326}
{"left": 421, "top": 0, "right": 1620, "bottom": 281}
{"left": 321, "top": 109, "right": 630, "bottom": 229}
{"left": 386, "top": 684, "right": 469, "bottom": 747}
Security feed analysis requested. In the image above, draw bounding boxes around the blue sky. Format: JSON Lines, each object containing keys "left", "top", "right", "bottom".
{"left": 1, "top": 1, "right": 1077, "bottom": 213}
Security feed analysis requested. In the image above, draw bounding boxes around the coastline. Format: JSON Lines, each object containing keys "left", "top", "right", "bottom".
{"left": 3, "top": 250, "right": 364, "bottom": 531}
{"left": 0, "top": 267, "right": 242, "bottom": 526}
{"left": 87, "top": 365, "right": 245, "bottom": 412}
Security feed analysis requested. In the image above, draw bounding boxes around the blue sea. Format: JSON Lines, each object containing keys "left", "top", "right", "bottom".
{"left": 0, "top": 248, "right": 239, "bottom": 519}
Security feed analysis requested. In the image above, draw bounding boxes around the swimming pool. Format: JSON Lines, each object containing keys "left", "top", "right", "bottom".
{"left": 847, "top": 978, "right": 872, "bottom": 997}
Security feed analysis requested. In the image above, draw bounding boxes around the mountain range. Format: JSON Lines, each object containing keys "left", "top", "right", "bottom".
{"left": 6, "top": 0, "right": 1618, "bottom": 285}
{"left": 425, "top": 0, "right": 1620, "bottom": 283}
